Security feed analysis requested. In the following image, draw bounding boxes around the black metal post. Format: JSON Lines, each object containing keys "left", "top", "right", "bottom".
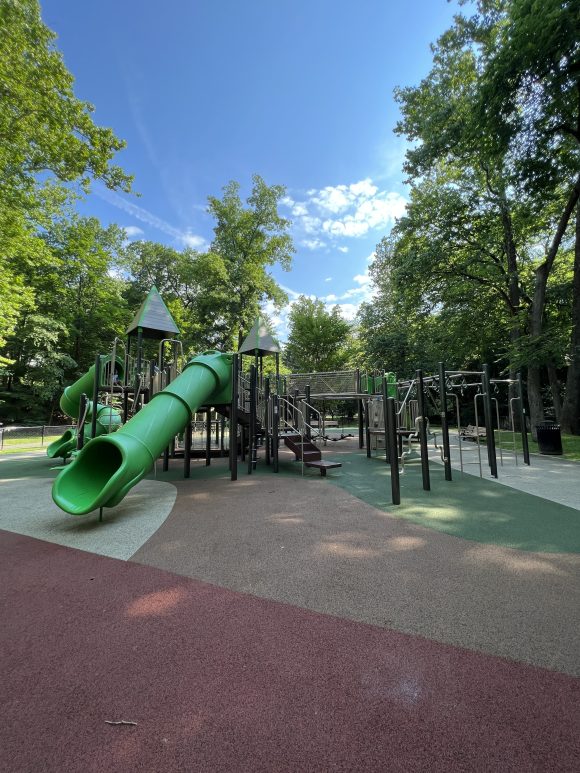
{"left": 518, "top": 372, "right": 530, "bottom": 465}
{"left": 272, "top": 393, "right": 279, "bottom": 473}
{"left": 248, "top": 364, "right": 257, "bottom": 474}
{"left": 163, "top": 366, "right": 171, "bottom": 472}
{"left": 91, "top": 354, "right": 100, "bottom": 440}
{"left": 77, "top": 393, "right": 88, "bottom": 451}
{"left": 357, "top": 369, "right": 364, "bottom": 449}
{"left": 146, "top": 359, "right": 155, "bottom": 404}
{"left": 304, "top": 384, "right": 311, "bottom": 440}
{"left": 265, "top": 377, "right": 271, "bottom": 465}
{"left": 134, "top": 327, "right": 143, "bottom": 414}
{"left": 439, "top": 362, "right": 452, "bottom": 481}
{"left": 482, "top": 364, "right": 498, "bottom": 478}
{"left": 293, "top": 388, "right": 299, "bottom": 428}
{"left": 387, "top": 397, "right": 400, "bottom": 505}
{"left": 184, "top": 421, "right": 192, "bottom": 478}
{"left": 230, "top": 354, "right": 239, "bottom": 481}
{"left": 365, "top": 401, "right": 371, "bottom": 458}
{"left": 205, "top": 409, "right": 211, "bottom": 466}
{"left": 220, "top": 415, "right": 225, "bottom": 457}
{"left": 382, "top": 377, "right": 390, "bottom": 462}
{"left": 416, "top": 369, "right": 431, "bottom": 491}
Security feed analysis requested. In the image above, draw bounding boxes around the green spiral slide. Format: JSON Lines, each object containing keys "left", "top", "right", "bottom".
{"left": 52, "top": 350, "right": 232, "bottom": 515}
{"left": 47, "top": 356, "right": 123, "bottom": 460}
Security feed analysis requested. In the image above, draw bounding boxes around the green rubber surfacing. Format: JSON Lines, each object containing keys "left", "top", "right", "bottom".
{"left": 322, "top": 450, "right": 580, "bottom": 554}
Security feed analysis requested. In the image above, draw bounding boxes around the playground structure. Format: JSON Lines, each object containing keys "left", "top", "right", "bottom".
{"left": 49, "top": 289, "right": 533, "bottom": 517}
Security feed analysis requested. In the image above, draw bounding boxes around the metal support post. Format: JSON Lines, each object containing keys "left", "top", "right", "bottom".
{"left": 91, "top": 354, "right": 100, "bottom": 440}
{"left": 365, "top": 401, "right": 371, "bottom": 458}
{"left": 304, "top": 384, "right": 311, "bottom": 440}
{"left": 230, "top": 355, "right": 238, "bottom": 481}
{"left": 205, "top": 409, "right": 211, "bottom": 466}
{"left": 265, "top": 377, "right": 271, "bottom": 465}
{"left": 272, "top": 394, "right": 279, "bottom": 472}
{"left": 517, "top": 372, "right": 530, "bottom": 465}
{"left": 134, "top": 327, "right": 143, "bottom": 414}
{"left": 293, "top": 388, "right": 299, "bottom": 428}
{"left": 248, "top": 364, "right": 257, "bottom": 474}
{"left": 438, "top": 362, "right": 452, "bottom": 481}
{"left": 416, "top": 369, "right": 431, "bottom": 491}
{"left": 184, "top": 421, "right": 192, "bottom": 478}
{"left": 77, "top": 393, "right": 88, "bottom": 451}
{"left": 483, "top": 364, "right": 498, "bottom": 478}
{"left": 357, "top": 369, "right": 364, "bottom": 449}
{"left": 382, "top": 377, "right": 390, "bottom": 462}
{"left": 387, "top": 397, "right": 400, "bottom": 505}
{"left": 163, "top": 366, "right": 171, "bottom": 472}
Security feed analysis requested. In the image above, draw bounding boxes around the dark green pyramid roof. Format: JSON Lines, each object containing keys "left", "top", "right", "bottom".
{"left": 126, "top": 286, "right": 180, "bottom": 340}
{"left": 239, "top": 316, "right": 281, "bottom": 356}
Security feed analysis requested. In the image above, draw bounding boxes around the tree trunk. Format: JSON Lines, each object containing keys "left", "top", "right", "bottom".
{"left": 527, "top": 366, "right": 544, "bottom": 440}
{"left": 547, "top": 365, "right": 562, "bottom": 421}
{"left": 527, "top": 173, "right": 580, "bottom": 434}
{"left": 560, "top": 202, "right": 580, "bottom": 434}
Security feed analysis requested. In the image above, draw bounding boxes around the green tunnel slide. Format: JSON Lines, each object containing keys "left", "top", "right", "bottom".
{"left": 52, "top": 351, "right": 232, "bottom": 515}
{"left": 47, "top": 356, "right": 123, "bottom": 460}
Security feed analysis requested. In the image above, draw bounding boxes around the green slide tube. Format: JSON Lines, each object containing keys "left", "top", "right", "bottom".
{"left": 48, "top": 357, "right": 124, "bottom": 459}
{"left": 47, "top": 428, "right": 78, "bottom": 459}
{"left": 52, "top": 351, "right": 232, "bottom": 515}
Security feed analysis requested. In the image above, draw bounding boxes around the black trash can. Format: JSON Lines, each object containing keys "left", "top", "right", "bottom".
{"left": 536, "top": 421, "right": 563, "bottom": 455}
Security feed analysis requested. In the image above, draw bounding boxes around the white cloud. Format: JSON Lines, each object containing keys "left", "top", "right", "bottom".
{"left": 326, "top": 302, "right": 359, "bottom": 321}
{"left": 95, "top": 186, "right": 207, "bottom": 250}
{"left": 123, "top": 225, "right": 144, "bottom": 238}
{"left": 292, "top": 202, "right": 308, "bottom": 217}
{"left": 353, "top": 272, "right": 370, "bottom": 285}
{"left": 325, "top": 276, "right": 333, "bottom": 282}
{"left": 181, "top": 231, "right": 208, "bottom": 249}
{"left": 287, "top": 178, "right": 407, "bottom": 244}
{"left": 338, "top": 246, "right": 348, "bottom": 253}
{"left": 301, "top": 215, "right": 322, "bottom": 234}
{"left": 302, "top": 238, "right": 326, "bottom": 250}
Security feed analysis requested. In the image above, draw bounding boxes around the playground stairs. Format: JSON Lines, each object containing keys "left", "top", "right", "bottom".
{"left": 283, "top": 434, "right": 322, "bottom": 462}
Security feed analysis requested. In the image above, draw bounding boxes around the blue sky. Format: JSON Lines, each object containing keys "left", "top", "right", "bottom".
{"left": 41, "top": 0, "right": 460, "bottom": 340}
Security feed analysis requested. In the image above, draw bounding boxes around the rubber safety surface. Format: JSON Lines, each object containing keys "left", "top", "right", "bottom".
{"left": 1, "top": 530, "right": 579, "bottom": 773}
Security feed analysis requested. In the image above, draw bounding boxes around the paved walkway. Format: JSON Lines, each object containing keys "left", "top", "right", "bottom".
{"left": 429, "top": 436, "right": 580, "bottom": 511}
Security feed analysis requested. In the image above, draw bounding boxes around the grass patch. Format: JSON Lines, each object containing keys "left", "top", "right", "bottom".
{"left": 0, "top": 435, "right": 65, "bottom": 455}
{"left": 494, "top": 430, "right": 580, "bottom": 462}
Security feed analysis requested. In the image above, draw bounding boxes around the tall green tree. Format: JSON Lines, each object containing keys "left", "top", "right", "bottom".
{"left": 2, "top": 216, "right": 130, "bottom": 420}
{"left": 477, "top": 0, "right": 580, "bottom": 432}
{"left": 284, "top": 297, "right": 354, "bottom": 373}
{"left": 122, "top": 241, "right": 231, "bottom": 352}
{"left": 207, "top": 175, "right": 294, "bottom": 347}
{"left": 0, "top": 0, "right": 132, "bottom": 351}
{"left": 392, "top": 0, "right": 580, "bottom": 432}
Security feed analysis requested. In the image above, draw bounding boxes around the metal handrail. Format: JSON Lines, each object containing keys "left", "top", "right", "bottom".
{"left": 297, "top": 399, "right": 324, "bottom": 439}
{"left": 278, "top": 396, "right": 306, "bottom": 476}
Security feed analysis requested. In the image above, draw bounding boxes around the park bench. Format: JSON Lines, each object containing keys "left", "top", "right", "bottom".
{"left": 459, "top": 424, "right": 486, "bottom": 441}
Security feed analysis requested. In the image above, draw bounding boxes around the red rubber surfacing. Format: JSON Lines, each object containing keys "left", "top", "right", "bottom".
{"left": 1, "top": 530, "right": 579, "bottom": 772}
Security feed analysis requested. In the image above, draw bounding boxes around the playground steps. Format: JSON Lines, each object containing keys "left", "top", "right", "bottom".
{"left": 304, "top": 460, "right": 342, "bottom": 476}
{"left": 283, "top": 434, "right": 322, "bottom": 462}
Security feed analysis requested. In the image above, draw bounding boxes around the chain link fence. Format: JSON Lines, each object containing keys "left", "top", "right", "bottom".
{"left": 0, "top": 425, "right": 75, "bottom": 451}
